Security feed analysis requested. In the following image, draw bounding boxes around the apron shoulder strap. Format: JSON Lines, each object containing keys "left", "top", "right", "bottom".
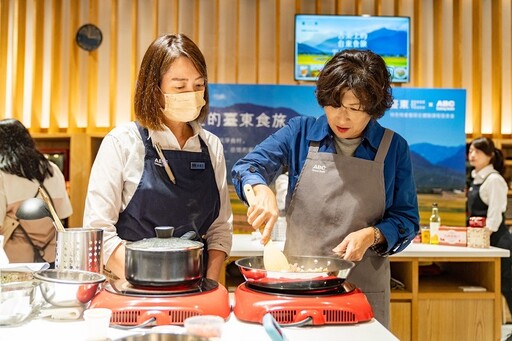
{"left": 135, "top": 121, "right": 158, "bottom": 158}
{"left": 374, "top": 129, "right": 394, "bottom": 163}
{"left": 308, "top": 141, "right": 320, "bottom": 153}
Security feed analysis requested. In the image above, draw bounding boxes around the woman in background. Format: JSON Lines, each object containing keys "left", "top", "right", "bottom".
{"left": 0, "top": 118, "right": 72, "bottom": 267}
{"left": 83, "top": 34, "right": 232, "bottom": 282}
{"left": 467, "top": 137, "right": 512, "bottom": 311}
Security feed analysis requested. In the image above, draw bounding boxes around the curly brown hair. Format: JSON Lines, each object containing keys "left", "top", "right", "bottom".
{"left": 315, "top": 49, "right": 393, "bottom": 119}
{"left": 134, "top": 34, "right": 209, "bottom": 130}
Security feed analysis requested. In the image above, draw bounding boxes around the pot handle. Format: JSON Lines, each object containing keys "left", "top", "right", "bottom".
{"left": 181, "top": 231, "right": 196, "bottom": 240}
{"left": 154, "top": 226, "right": 175, "bottom": 238}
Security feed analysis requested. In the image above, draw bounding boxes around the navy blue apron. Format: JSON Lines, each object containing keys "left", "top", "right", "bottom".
{"left": 116, "top": 122, "right": 221, "bottom": 273}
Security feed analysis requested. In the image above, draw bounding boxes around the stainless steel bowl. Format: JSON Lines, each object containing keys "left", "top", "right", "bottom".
{"left": 0, "top": 280, "right": 39, "bottom": 326}
{"left": 34, "top": 269, "right": 106, "bottom": 307}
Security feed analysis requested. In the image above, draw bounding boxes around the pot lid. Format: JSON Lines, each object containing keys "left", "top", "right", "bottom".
{"left": 127, "top": 226, "right": 203, "bottom": 251}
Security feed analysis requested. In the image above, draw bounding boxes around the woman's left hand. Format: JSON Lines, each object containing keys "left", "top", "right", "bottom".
{"left": 332, "top": 227, "right": 374, "bottom": 261}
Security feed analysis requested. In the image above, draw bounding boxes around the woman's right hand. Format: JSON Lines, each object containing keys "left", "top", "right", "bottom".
{"left": 246, "top": 184, "right": 279, "bottom": 245}
{"left": 105, "top": 243, "right": 126, "bottom": 280}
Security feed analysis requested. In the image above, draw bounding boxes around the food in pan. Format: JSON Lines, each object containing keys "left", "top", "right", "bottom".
{"left": 287, "top": 263, "right": 328, "bottom": 273}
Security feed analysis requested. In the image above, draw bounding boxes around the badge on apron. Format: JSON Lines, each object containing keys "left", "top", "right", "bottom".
{"left": 190, "top": 162, "right": 206, "bottom": 170}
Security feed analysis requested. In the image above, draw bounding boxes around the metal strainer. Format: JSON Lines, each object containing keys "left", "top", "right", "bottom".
{"left": 55, "top": 228, "right": 103, "bottom": 273}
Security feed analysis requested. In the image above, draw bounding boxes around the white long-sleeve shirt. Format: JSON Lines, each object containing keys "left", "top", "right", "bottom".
{"left": 83, "top": 121, "right": 233, "bottom": 264}
{"left": 470, "top": 164, "right": 509, "bottom": 232}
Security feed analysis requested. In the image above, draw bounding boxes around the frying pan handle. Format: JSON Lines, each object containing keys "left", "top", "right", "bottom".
{"left": 180, "top": 231, "right": 196, "bottom": 240}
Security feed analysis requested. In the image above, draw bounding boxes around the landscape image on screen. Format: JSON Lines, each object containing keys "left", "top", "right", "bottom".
{"left": 295, "top": 15, "right": 410, "bottom": 83}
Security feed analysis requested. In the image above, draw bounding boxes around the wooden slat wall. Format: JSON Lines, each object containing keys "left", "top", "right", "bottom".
{"left": 1, "top": 0, "right": 511, "bottom": 226}
{"left": 0, "top": 0, "right": 510, "bottom": 135}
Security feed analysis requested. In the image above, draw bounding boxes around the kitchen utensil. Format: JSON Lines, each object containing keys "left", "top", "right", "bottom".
{"left": 184, "top": 315, "right": 224, "bottom": 339}
{"left": 38, "top": 187, "right": 66, "bottom": 232}
{"left": 235, "top": 255, "right": 354, "bottom": 291}
{"left": 243, "top": 184, "right": 290, "bottom": 272}
{"left": 154, "top": 142, "right": 176, "bottom": 184}
{"left": 15, "top": 197, "right": 65, "bottom": 234}
{"left": 55, "top": 228, "right": 103, "bottom": 272}
{"left": 262, "top": 313, "right": 289, "bottom": 340}
{"left": 125, "top": 226, "right": 203, "bottom": 287}
{"left": 34, "top": 269, "right": 106, "bottom": 307}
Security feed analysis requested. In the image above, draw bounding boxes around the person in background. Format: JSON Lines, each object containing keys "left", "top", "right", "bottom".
{"left": 83, "top": 34, "right": 232, "bottom": 282}
{"left": 231, "top": 49, "right": 419, "bottom": 327}
{"left": 467, "top": 137, "right": 512, "bottom": 311}
{"left": 0, "top": 118, "right": 72, "bottom": 267}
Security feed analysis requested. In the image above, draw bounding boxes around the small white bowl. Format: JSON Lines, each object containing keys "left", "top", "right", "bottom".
{"left": 184, "top": 315, "right": 224, "bottom": 338}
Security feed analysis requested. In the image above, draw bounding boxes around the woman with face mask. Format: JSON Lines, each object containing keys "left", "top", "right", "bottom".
{"left": 83, "top": 34, "right": 232, "bottom": 282}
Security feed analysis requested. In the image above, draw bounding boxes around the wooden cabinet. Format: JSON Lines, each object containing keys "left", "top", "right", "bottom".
{"left": 389, "top": 245, "right": 506, "bottom": 341}
{"left": 33, "top": 133, "right": 105, "bottom": 227}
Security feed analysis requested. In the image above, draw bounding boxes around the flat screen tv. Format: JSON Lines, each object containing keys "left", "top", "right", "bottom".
{"left": 294, "top": 14, "right": 411, "bottom": 83}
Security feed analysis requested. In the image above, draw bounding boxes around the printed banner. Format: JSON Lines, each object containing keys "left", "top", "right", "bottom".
{"left": 207, "top": 84, "right": 467, "bottom": 226}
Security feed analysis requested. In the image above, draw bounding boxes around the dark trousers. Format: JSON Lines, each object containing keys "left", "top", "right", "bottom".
{"left": 495, "top": 232, "right": 512, "bottom": 313}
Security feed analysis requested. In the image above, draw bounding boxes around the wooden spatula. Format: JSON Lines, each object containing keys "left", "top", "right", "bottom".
{"left": 244, "top": 184, "right": 290, "bottom": 272}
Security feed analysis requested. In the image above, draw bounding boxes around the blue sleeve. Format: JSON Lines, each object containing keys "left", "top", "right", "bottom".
{"left": 376, "top": 135, "right": 420, "bottom": 254}
{"left": 231, "top": 117, "right": 308, "bottom": 204}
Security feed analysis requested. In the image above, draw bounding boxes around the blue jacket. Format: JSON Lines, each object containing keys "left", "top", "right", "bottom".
{"left": 231, "top": 114, "right": 420, "bottom": 255}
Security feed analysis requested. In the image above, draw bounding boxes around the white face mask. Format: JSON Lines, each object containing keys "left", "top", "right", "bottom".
{"left": 161, "top": 90, "right": 206, "bottom": 122}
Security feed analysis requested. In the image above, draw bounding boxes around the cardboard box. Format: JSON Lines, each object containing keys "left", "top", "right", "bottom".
{"left": 467, "top": 227, "right": 491, "bottom": 248}
{"left": 438, "top": 226, "right": 467, "bottom": 247}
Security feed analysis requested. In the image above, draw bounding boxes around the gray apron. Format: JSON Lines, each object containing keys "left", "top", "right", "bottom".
{"left": 285, "top": 129, "right": 394, "bottom": 327}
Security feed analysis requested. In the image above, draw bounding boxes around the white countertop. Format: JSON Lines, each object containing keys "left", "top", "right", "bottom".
{"left": 230, "top": 233, "right": 510, "bottom": 258}
{"left": 0, "top": 311, "right": 398, "bottom": 341}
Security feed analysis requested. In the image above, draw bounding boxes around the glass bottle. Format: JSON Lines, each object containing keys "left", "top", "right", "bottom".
{"left": 429, "top": 203, "right": 441, "bottom": 245}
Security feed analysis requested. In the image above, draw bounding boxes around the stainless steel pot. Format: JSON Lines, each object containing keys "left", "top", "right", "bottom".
{"left": 125, "top": 227, "right": 204, "bottom": 287}
{"left": 235, "top": 256, "right": 354, "bottom": 292}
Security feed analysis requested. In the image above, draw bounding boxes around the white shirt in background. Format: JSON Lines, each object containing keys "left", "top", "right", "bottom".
{"left": 471, "top": 164, "right": 509, "bottom": 232}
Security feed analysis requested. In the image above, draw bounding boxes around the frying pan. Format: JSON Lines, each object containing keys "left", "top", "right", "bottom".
{"left": 235, "top": 256, "right": 354, "bottom": 291}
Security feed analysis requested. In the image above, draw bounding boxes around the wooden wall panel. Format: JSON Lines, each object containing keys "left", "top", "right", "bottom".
{"left": 1, "top": 0, "right": 512, "bottom": 225}
{"left": 238, "top": 0, "right": 257, "bottom": 84}
{"left": 1, "top": 0, "right": 510, "bottom": 134}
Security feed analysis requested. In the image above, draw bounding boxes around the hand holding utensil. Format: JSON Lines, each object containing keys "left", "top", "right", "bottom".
{"left": 244, "top": 184, "right": 290, "bottom": 272}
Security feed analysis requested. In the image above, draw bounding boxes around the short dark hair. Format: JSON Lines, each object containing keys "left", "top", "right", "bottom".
{"left": 471, "top": 137, "right": 505, "bottom": 174}
{"left": 134, "top": 34, "right": 209, "bottom": 130}
{"left": 315, "top": 49, "right": 393, "bottom": 119}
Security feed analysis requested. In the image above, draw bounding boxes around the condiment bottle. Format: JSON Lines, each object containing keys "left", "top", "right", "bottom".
{"left": 429, "top": 203, "right": 441, "bottom": 244}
